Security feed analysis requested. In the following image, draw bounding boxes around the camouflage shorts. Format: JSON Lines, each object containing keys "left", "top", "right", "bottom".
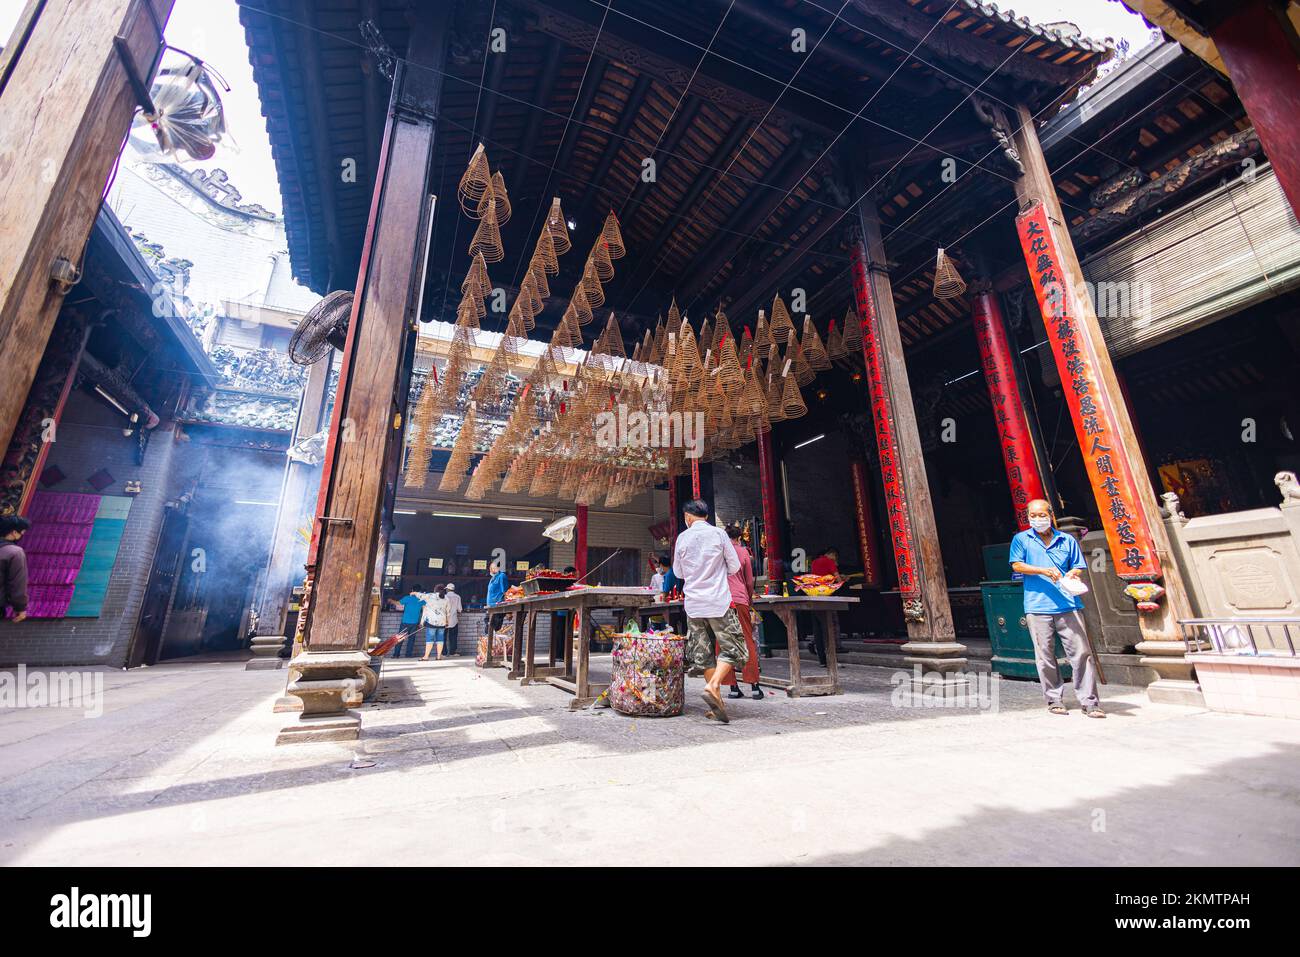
{"left": 686, "top": 607, "right": 749, "bottom": 676}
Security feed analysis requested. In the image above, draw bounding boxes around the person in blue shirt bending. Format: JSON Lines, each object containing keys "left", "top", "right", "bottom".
{"left": 1008, "top": 499, "right": 1104, "bottom": 718}
{"left": 386, "top": 588, "right": 425, "bottom": 658}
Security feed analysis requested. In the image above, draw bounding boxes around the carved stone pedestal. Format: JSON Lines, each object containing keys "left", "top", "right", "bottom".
{"left": 246, "top": 635, "right": 287, "bottom": 670}
{"left": 1137, "top": 638, "right": 1206, "bottom": 707}
{"left": 901, "top": 641, "right": 969, "bottom": 693}
{"left": 276, "top": 651, "right": 369, "bottom": 745}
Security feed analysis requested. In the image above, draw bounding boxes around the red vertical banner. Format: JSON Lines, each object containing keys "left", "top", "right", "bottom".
{"left": 971, "top": 288, "right": 1047, "bottom": 527}
{"left": 667, "top": 475, "right": 679, "bottom": 548}
{"left": 851, "top": 239, "right": 920, "bottom": 599}
{"left": 848, "top": 458, "right": 883, "bottom": 589}
{"left": 1014, "top": 201, "right": 1161, "bottom": 581}
{"left": 690, "top": 457, "right": 701, "bottom": 498}
{"left": 575, "top": 504, "right": 588, "bottom": 579}
{"left": 756, "top": 428, "right": 784, "bottom": 587}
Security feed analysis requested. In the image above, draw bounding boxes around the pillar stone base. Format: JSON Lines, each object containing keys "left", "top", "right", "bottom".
{"left": 1137, "top": 637, "right": 1204, "bottom": 706}
{"left": 277, "top": 650, "right": 368, "bottom": 745}
{"left": 901, "top": 641, "right": 969, "bottom": 688}
{"left": 246, "top": 634, "right": 287, "bottom": 670}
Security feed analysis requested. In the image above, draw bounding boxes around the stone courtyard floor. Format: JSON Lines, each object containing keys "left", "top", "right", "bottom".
{"left": 2, "top": 655, "right": 1298, "bottom": 866}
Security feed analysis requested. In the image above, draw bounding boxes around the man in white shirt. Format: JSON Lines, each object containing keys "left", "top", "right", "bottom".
{"left": 443, "top": 583, "right": 463, "bottom": 656}
{"left": 672, "top": 499, "right": 746, "bottom": 722}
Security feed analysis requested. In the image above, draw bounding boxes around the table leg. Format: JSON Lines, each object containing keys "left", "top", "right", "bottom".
{"left": 781, "top": 608, "right": 801, "bottom": 697}
{"left": 507, "top": 610, "right": 523, "bottom": 678}
{"left": 822, "top": 609, "right": 842, "bottom": 694}
{"left": 520, "top": 609, "right": 537, "bottom": 683}
{"left": 547, "top": 611, "right": 558, "bottom": 668}
{"left": 573, "top": 604, "right": 593, "bottom": 708}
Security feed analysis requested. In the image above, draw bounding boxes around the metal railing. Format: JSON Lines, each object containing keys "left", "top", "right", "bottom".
{"left": 1178, "top": 617, "right": 1300, "bottom": 657}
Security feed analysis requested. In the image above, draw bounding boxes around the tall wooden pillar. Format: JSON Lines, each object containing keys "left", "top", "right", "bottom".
{"left": 1213, "top": 0, "right": 1300, "bottom": 219}
{"left": 1009, "top": 103, "right": 1200, "bottom": 704}
{"left": 0, "top": 0, "right": 174, "bottom": 454}
{"left": 574, "top": 504, "right": 588, "bottom": 579}
{"left": 756, "top": 428, "right": 784, "bottom": 588}
{"left": 971, "top": 283, "right": 1048, "bottom": 527}
{"left": 280, "top": 8, "right": 450, "bottom": 742}
{"left": 851, "top": 200, "right": 964, "bottom": 679}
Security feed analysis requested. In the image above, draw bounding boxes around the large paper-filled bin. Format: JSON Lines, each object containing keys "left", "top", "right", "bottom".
{"left": 609, "top": 632, "right": 686, "bottom": 717}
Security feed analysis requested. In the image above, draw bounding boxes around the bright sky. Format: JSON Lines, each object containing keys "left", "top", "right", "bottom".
{"left": 1, "top": 0, "right": 1161, "bottom": 220}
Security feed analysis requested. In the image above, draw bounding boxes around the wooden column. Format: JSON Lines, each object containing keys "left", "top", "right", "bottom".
{"left": 280, "top": 8, "right": 450, "bottom": 742}
{"left": 851, "top": 200, "right": 963, "bottom": 678}
{"left": 1009, "top": 103, "right": 1200, "bottom": 704}
{"left": 756, "top": 427, "right": 784, "bottom": 589}
{"left": 848, "top": 458, "right": 883, "bottom": 590}
{"left": 971, "top": 283, "right": 1048, "bottom": 527}
{"left": 574, "top": 504, "right": 588, "bottom": 579}
{"left": 0, "top": 0, "right": 174, "bottom": 454}
{"left": 1213, "top": 0, "right": 1300, "bottom": 219}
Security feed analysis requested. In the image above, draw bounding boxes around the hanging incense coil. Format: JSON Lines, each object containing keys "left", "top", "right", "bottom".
{"left": 468, "top": 200, "right": 504, "bottom": 263}
{"left": 745, "top": 367, "right": 771, "bottom": 432}
{"left": 739, "top": 326, "right": 754, "bottom": 365}
{"left": 589, "top": 240, "right": 614, "bottom": 283}
{"left": 753, "top": 311, "right": 771, "bottom": 352}
{"left": 781, "top": 371, "right": 807, "bottom": 418}
{"left": 581, "top": 260, "right": 606, "bottom": 309}
{"left": 456, "top": 290, "right": 483, "bottom": 329}
{"left": 546, "top": 198, "right": 572, "bottom": 255}
{"left": 768, "top": 294, "right": 796, "bottom": 345}
{"left": 933, "top": 247, "right": 966, "bottom": 300}
{"left": 462, "top": 251, "right": 492, "bottom": 300}
{"left": 718, "top": 335, "right": 744, "bottom": 388}
{"left": 697, "top": 317, "right": 712, "bottom": 358}
{"left": 458, "top": 144, "right": 492, "bottom": 217}
{"left": 825, "top": 318, "right": 847, "bottom": 360}
{"left": 712, "top": 308, "right": 729, "bottom": 354}
{"left": 602, "top": 211, "right": 626, "bottom": 260}
{"left": 802, "top": 316, "right": 831, "bottom": 371}
{"left": 439, "top": 406, "right": 478, "bottom": 492}
{"left": 789, "top": 336, "right": 815, "bottom": 386}
{"left": 666, "top": 298, "right": 682, "bottom": 336}
{"left": 841, "top": 307, "right": 862, "bottom": 351}
{"left": 595, "top": 312, "right": 626, "bottom": 358}
{"left": 765, "top": 371, "right": 787, "bottom": 424}
{"left": 533, "top": 227, "right": 560, "bottom": 275}
{"left": 569, "top": 283, "right": 594, "bottom": 326}
{"left": 478, "top": 170, "right": 511, "bottom": 225}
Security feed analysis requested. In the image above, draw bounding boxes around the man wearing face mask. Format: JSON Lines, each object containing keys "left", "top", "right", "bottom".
{"left": 1008, "top": 499, "right": 1104, "bottom": 718}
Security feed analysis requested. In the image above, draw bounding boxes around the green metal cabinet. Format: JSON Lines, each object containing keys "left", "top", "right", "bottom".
{"left": 981, "top": 545, "right": 1072, "bottom": 681}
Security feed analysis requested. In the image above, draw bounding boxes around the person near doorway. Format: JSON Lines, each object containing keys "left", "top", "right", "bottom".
{"left": 807, "top": 547, "right": 840, "bottom": 666}
{"left": 649, "top": 555, "right": 666, "bottom": 594}
{"left": 724, "top": 523, "right": 763, "bottom": 700}
{"left": 672, "top": 499, "right": 746, "bottom": 723}
{"left": 419, "top": 584, "right": 449, "bottom": 661}
{"left": 1009, "top": 498, "right": 1104, "bottom": 718}
{"left": 0, "top": 515, "right": 31, "bottom": 623}
{"left": 387, "top": 587, "right": 425, "bottom": 658}
{"left": 444, "top": 583, "right": 463, "bottom": 656}
{"left": 486, "top": 561, "right": 509, "bottom": 635}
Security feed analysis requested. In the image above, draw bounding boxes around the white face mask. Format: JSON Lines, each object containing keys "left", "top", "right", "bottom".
{"left": 1029, "top": 516, "right": 1052, "bottom": 533}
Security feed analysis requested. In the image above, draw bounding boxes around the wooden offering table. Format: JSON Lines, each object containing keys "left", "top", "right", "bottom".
{"left": 637, "top": 594, "right": 854, "bottom": 696}
{"left": 514, "top": 586, "right": 655, "bottom": 709}
{"left": 754, "top": 594, "right": 856, "bottom": 696}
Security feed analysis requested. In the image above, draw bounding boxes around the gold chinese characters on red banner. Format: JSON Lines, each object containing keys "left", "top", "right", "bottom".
{"left": 1014, "top": 201, "right": 1161, "bottom": 582}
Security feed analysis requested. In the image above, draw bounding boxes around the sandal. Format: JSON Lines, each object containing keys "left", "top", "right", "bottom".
{"left": 1083, "top": 707, "right": 1106, "bottom": 719}
{"left": 1047, "top": 704, "right": 1067, "bottom": 715}
{"left": 701, "top": 689, "right": 729, "bottom": 723}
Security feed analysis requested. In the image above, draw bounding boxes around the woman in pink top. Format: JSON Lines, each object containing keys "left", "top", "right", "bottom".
{"left": 724, "top": 523, "right": 763, "bottom": 699}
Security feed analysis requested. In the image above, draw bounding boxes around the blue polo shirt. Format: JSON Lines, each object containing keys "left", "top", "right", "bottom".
{"left": 397, "top": 594, "right": 424, "bottom": 625}
{"left": 487, "top": 571, "right": 509, "bottom": 606}
{"left": 1008, "top": 527, "right": 1086, "bottom": 615}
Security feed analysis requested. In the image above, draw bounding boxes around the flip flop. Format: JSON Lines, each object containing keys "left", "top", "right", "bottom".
{"left": 1048, "top": 704, "right": 1067, "bottom": 715}
{"left": 701, "top": 689, "right": 729, "bottom": 723}
{"left": 1083, "top": 707, "right": 1107, "bottom": 719}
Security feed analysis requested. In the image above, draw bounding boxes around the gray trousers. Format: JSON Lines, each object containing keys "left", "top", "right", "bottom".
{"left": 1025, "top": 609, "right": 1099, "bottom": 708}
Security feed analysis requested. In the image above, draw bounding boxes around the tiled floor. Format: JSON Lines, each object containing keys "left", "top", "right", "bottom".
{"left": 1, "top": 655, "right": 1298, "bottom": 865}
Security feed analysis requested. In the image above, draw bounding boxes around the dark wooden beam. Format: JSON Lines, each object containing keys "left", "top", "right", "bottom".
{"left": 574, "top": 71, "right": 654, "bottom": 234}
{"left": 679, "top": 137, "right": 820, "bottom": 308}
{"left": 509, "top": 0, "right": 841, "bottom": 137}
{"left": 292, "top": 0, "right": 346, "bottom": 288}
{"left": 622, "top": 116, "right": 755, "bottom": 309}
{"left": 510, "top": 37, "right": 564, "bottom": 189}
{"left": 615, "top": 97, "right": 704, "bottom": 227}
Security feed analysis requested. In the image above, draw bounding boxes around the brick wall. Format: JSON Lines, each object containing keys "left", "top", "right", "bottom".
{"left": 1, "top": 392, "right": 190, "bottom": 667}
